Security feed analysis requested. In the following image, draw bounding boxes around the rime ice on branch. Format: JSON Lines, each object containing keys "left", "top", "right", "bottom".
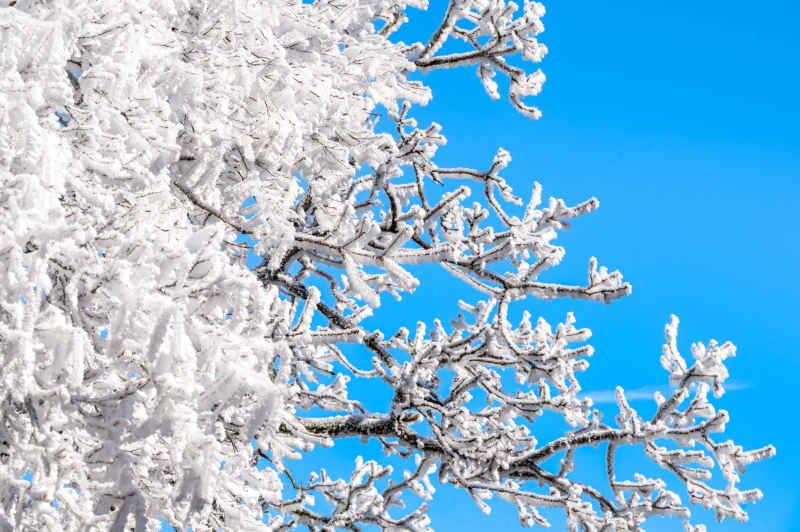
{"left": 0, "top": 1, "right": 773, "bottom": 531}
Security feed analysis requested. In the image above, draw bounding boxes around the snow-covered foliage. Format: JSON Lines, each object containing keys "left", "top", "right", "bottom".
{"left": 0, "top": 0, "right": 773, "bottom": 530}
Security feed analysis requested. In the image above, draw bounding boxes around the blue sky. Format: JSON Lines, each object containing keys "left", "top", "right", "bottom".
{"left": 381, "top": 1, "right": 798, "bottom": 530}
{"left": 158, "top": 2, "right": 799, "bottom": 531}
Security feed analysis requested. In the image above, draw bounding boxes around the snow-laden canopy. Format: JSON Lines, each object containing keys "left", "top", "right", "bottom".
{"left": 0, "top": 1, "right": 773, "bottom": 531}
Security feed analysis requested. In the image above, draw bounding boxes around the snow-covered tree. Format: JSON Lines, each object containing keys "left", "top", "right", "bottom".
{"left": 0, "top": 0, "right": 774, "bottom": 530}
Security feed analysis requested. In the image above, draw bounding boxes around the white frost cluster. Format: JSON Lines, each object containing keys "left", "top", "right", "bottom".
{"left": 0, "top": 1, "right": 772, "bottom": 531}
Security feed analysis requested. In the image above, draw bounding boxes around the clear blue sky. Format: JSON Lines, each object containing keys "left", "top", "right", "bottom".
{"left": 381, "top": 1, "right": 799, "bottom": 530}
{"left": 162, "top": 1, "right": 799, "bottom": 530}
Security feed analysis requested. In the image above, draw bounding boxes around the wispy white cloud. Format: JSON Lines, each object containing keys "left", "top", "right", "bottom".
{"left": 583, "top": 380, "right": 750, "bottom": 404}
